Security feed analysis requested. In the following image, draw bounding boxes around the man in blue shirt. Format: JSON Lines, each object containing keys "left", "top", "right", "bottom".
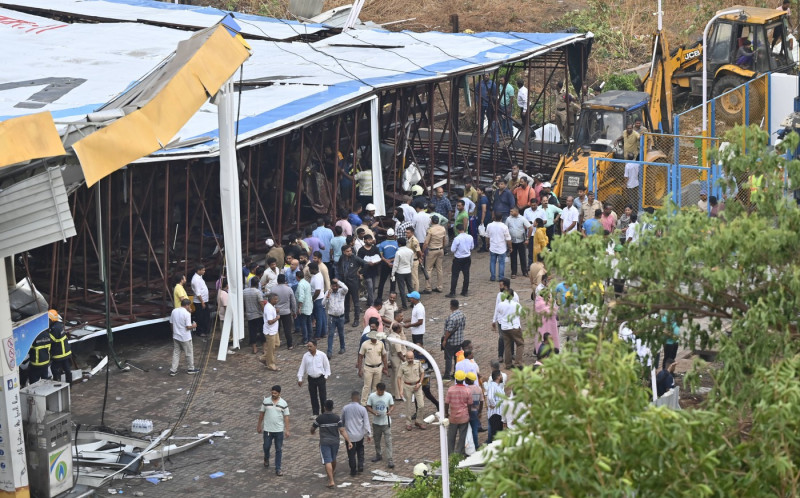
{"left": 313, "top": 218, "right": 335, "bottom": 269}
{"left": 477, "top": 73, "right": 497, "bottom": 139}
{"left": 377, "top": 229, "right": 399, "bottom": 301}
{"left": 329, "top": 226, "right": 347, "bottom": 278}
{"left": 447, "top": 224, "right": 474, "bottom": 297}
{"left": 582, "top": 208, "right": 604, "bottom": 237}
{"left": 430, "top": 187, "right": 453, "bottom": 221}
{"left": 492, "top": 180, "right": 516, "bottom": 221}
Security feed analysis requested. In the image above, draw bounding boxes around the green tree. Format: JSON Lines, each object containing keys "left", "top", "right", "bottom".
{"left": 469, "top": 125, "right": 800, "bottom": 496}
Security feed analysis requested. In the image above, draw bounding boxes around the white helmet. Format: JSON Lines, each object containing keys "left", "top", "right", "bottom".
{"left": 413, "top": 462, "right": 431, "bottom": 477}
{"left": 365, "top": 203, "right": 376, "bottom": 211}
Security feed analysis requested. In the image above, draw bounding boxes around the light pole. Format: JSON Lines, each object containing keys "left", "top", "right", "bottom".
{"left": 702, "top": 9, "right": 744, "bottom": 134}
{"left": 382, "top": 334, "right": 450, "bottom": 498}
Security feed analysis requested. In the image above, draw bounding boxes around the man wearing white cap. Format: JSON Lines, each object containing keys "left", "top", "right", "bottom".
{"left": 266, "top": 238, "right": 285, "bottom": 272}
{"left": 540, "top": 182, "right": 560, "bottom": 207}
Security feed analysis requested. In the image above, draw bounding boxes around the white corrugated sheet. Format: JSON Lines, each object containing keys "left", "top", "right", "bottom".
{"left": 0, "top": 168, "right": 76, "bottom": 258}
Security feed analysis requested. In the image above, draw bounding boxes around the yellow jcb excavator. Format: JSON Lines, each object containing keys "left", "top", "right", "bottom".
{"left": 642, "top": 5, "right": 794, "bottom": 128}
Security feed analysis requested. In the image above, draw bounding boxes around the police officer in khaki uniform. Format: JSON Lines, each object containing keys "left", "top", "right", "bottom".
{"left": 48, "top": 309, "right": 73, "bottom": 383}
{"left": 403, "top": 227, "right": 424, "bottom": 292}
{"left": 386, "top": 323, "right": 407, "bottom": 401}
{"left": 422, "top": 218, "right": 448, "bottom": 294}
{"left": 397, "top": 351, "right": 428, "bottom": 431}
{"left": 357, "top": 331, "right": 388, "bottom": 405}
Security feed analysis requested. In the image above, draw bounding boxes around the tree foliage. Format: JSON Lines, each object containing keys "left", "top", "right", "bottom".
{"left": 469, "top": 126, "right": 800, "bottom": 496}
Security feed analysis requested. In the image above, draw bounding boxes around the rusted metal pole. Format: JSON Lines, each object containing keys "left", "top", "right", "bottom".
{"left": 278, "top": 136, "right": 286, "bottom": 242}
{"left": 297, "top": 129, "right": 305, "bottom": 228}
{"left": 392, "top": 91, "right": 399, "bottom": 207}
{"left": 523, "top": 59, "right": 531, "bottom": 173}
{"left": 164, "top": 162, "right": 170, "bottom": 311}
{"left": 246, "top": 148, "right": 252, "bottom": 257}
{"left": 129, "top": 167, "right": 134, "bottom": 319}
{"left": 184, "top": 163, "right": 189, "bottom": 274}
{"left": 352, "top": 108, "right": 359, "bottom": 209}
{"left": 333, "top": 116, "right": 341, "bottom": 218}
{"left": 428, "top": 83, "right": 435, "bottom": 191}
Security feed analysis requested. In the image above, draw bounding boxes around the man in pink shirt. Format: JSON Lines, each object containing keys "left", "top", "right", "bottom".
{"left": 600, "top": 203, "right": 618, "bottom": 233}
{"left": 363, "top": 299, "right": 384, "bottom": 332}
{"left": 444, "top": 370, "right": 472, "bottom": 455}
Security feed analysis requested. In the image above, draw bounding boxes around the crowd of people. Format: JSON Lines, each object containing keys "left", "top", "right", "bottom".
{"left": 165, "top": 163, "right": 675, "bottom": 486}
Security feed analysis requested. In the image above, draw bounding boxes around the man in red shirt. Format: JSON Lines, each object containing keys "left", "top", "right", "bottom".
{"left": 444, "top": 370, "right": 472, "bottom": 455}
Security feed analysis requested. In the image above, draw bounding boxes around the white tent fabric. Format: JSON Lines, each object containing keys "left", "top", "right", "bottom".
{"left": 0, "top": 0, "right": 326, "bottom": 40}
{"left": 0, "top": 1, "right": 592, "bottom": 161}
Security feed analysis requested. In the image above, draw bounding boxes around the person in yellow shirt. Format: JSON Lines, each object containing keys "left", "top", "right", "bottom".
{"left": 532, "top": 218, "right": 548, "bottom": 264}
{"left": 173, "top": 273, "right": 189, "bottom": 309}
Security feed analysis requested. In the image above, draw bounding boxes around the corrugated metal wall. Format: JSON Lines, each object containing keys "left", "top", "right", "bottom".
{"left": 0, "top": 168, "right": 76, "bottom": 258}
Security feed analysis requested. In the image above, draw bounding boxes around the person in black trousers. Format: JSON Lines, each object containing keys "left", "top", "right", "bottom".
{"left": 447, "top": 224, "right": 474, "bottom": 298}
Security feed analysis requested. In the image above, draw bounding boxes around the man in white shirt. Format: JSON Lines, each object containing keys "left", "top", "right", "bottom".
{"left": 169, "top": 299, "right": 199, "bottom": 376}
{"left": 261, "top": 293, "right": 281, "bottom": 371}
{"left": 523, "top": 197, "right": 546, "bottom": 261}
{"left": 448, "top": 224, "right": 474, "bottom": 297}
{"left": 485, "top": 213, "right": 512, "bottom": 281}
{"left": 494, "top": 278, "right": 520, "bottom": 361}
{"left": 624, "top": 155, "right": 640, "bottom": 209}
{"left": 505, "top": 207, "right": 532, "bottom": 278}
{"left": 516, "top": 77, "right": 528, "bottom": 116}
{"left": 297, "top": 339, "right": 331, "bottom": 417}
{"left": 403, "top": 291, "right": 426, "bottom": 353}
{"left": 309, "top": 262, "right": 327, "bottom": 340}
{"left": 625, "top": 213, "right": 640, "bottom": 244}
{"left": 391, "top": 238, "right": 415, "bottom": 309}
{"left": 560, "top": 196, "right": 580, "bottom": 235}
{"left": 191, "top": 265, "right": 210, "bottom": 337}
{"left": 412, "top": 206, "right": 431, "bottom": 245}
{"left": 492, "top": 290, "right": 525, "bottom": 369}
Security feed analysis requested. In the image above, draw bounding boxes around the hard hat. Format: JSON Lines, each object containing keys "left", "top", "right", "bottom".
{"left": 386, "top": 228, "right": 395, "bottom": 236}
{"left": 411, "top": 185, "right": 424, "bottom": 196}
{"left": 413, "top": 462, "right": 431, "bottom": 477}
{"left": 365, "top": 203, "right": 376, "bottom": 211}
{"left": 48, "top": 309, "right": 63, "bottom": 322}
{"left": 265, "top": 238, "right": 275, "bottom": 247}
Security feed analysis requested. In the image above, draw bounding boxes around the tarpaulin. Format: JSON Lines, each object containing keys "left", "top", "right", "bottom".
{"left": 72, "top": 21, "right": 250, "bottom": 186}
{"left": 0, "top": 112, "right": 65, "bottom": 167}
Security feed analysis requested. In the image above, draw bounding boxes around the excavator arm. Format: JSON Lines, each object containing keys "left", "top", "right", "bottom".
{"left": 640, "top": 30, "right": 704, "bottom": 134}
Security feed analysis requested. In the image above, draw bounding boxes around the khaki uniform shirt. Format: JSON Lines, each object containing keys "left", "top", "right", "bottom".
{"left": 359, "top": 340, "right": 385, "bottom": 367}
{"left": 581, "top": 199, "right": 603, "bottom": 223}
{"left": 398, "top": 360, "right": 425, "bottom": 385}
{"left": 381, "top": 300, "right": 400, "bottom": 325}
{"left": 424, "top": 224, "right": 447, "bottom": 250}
{"left": 387, "top": 331, "right": 407, "bottom": 360}
{"left": 267, "top": 246, "right": 285, "bottom": 266}
{"left": 406, "top": 235, "right": 422, "bottom": 259}
{"left": 622, "top": 130, "right": 640, "bottom": 158}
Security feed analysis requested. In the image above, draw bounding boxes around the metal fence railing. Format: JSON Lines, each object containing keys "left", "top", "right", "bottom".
{"left": 674, "top": 73, "right": 769, "bottom": 143}
{"left": 586, "top": 132, "right": 725, "bottom": 215}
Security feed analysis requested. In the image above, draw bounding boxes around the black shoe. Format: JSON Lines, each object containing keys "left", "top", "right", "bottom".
{"left": 432, "top": 289, "right": 442, "bottom": 293}
{"left": 461, "top": 292, "right": 469, "bottom": 297}
{"left": 358, "top": 467, "right": 364, "bottom": 473}
{"left": 350, "top": 470, "right": 357, "bottom": 477}
{"left": 421, "top": 290, "right": 432, "bottom": 295}
{"left": 387, "top": 460, "right": 395, "bottom": 469}
{"left": 478, "top": 427, "right": 487, "bottom": 432}
{"left": 411, "top": 413, "right": 417, "bottom": 421}
{"left": 445, "top": 293, "right": 456, "bottom": 298}
{"left": 371, "top": 455, "right": 382, "bottom": 462}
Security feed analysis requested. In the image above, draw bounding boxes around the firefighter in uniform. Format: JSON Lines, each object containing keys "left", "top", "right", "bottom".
{"left": 48, "top": 309, "right": 73, "bottom": 383}
{"left": 28, "top": 328, "right": 52, "bottom": 385}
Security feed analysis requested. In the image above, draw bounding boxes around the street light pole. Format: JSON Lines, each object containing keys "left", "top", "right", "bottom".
{"left": 702, "top": 9, "right": 744, "bottom": 133}
{"left": 383, "top": 335, "right": 450, "bottom": 498}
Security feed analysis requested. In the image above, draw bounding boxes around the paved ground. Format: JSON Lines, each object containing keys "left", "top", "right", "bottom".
{"left": 70, "top": 250, "right": 536, "bottom": 497}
